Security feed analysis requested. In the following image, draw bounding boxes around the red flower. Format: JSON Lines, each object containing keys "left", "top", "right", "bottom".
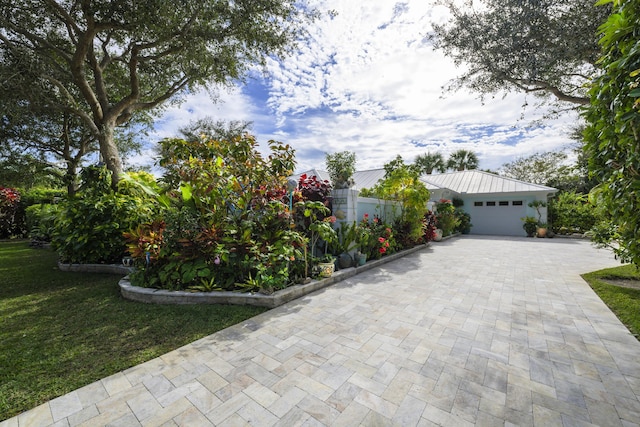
{"left": 378, "top": 237, "right": 385, "bottom": 243}
{"left": 364, "top": 213, "right": 369, "bottom": 219}
{"left": 385, "top": 242, "right": 390, "bottom": 247}
{"left": 379, "top": 247, "right": 386, "bottom": 254}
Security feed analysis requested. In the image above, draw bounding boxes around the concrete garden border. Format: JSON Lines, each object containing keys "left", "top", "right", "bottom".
{"left": 118, "top": 243, "right": 431, "bottom": 308}
{"left": 58, "top": 238, "right": 455, "bottom": 308}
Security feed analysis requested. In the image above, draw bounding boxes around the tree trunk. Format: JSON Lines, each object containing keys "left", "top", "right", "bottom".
{"left": 66, "top": 160, "right": 79, "bottom": 197}
{"left": 99, "top": 123, "right": 124, "bottom": 190}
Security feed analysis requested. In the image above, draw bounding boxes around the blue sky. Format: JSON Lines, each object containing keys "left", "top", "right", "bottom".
{"left": 136, "top": 0, "right": 580, "bottom": 174}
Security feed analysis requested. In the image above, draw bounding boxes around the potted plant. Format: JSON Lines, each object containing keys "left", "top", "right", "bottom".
{"left": 325, "top": 151, "right": 356, "bottom": 189}
{"left": 355, "top": 227, "right": 371, "bottom": 266}
{"left": 521, "top": 216, "right": 538, "bottom": 237}
{"left": 334, "top": 221, "right": 358, "bottom": 268}
{"left": 528, "top": 200, "right": 548, "bottom": 238}
{"left": 536, "top": 222, "right": 548, "bottom": 238}
{"left": 316, "top": 254, "right": 336, "bottom": 277}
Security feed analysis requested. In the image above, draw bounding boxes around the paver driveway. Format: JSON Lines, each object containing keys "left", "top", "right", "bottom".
{"left": 4, "top": 236, "right": 640, "bottom": 426}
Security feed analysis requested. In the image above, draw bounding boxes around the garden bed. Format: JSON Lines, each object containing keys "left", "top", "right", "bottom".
{"left": 119, "top": 242, "right": 431, "bottom": 308}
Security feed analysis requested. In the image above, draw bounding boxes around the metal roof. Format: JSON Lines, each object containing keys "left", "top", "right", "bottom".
{"left": 293, "top": 169, "right": 555, "bottom": 195}
{"left": 421, "top": 170, "right": 557, "bottom": 195}
{"left": 296, "top": 169, "right": 442, "bottom": 191}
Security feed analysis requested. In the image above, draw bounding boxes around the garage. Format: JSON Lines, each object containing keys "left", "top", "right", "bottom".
{"left": 422, "top": 170, "right": 557, "bottom": 237}
{"left": 467, "top": 200, "right": 526, "bottom": 236}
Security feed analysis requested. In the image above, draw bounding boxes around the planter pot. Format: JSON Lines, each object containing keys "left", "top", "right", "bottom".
{"left": 357, "top": 253, "right": 367, "bottom": 266}
{"left": 318, "top": 262, "right": 335, "bottom": 278}
{"left": 434, "top": 229, "right": 443, "bottom": 242}
{"left": 338, "top": 253, "right": 353, "bottom": 269}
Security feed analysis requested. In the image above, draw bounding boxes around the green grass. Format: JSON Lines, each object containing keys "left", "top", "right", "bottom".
{"left": 582, "top": 264, "right": 640, "bottom": 341}
{"left": 0, "top": 241, "right": 268, "bottom": 421}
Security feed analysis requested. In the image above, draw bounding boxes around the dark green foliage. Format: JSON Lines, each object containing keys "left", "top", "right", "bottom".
{"left": 447, "top": 150, "right": 479, "bottom": 171}
{"left": 454, "top": 209, "right": 472, "bottom": 234}
{"left": 0, "top": 0, "right": 312, "bottom": 187}
{"left": 51, "top": 166, "right": 161, "bottom": 264}
{"left": 25, "top": 204, "right": 61, "bottom": 242}
{"left": 584, "top": 0, "right": 640, "bottom": 265}
{"left": 434, "top": 199, "right": 459, "bottom": 237}
{"left": 431, "top": 0, "right": 609, "bottom": 108}
{"left": 548, "top": 192, "right": 597, "bottom": 234}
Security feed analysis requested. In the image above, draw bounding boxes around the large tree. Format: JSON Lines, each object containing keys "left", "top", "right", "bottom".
{"left": 0, "top": 0, "right": 309, "bottom": 189}
{"left": 430, "top": 0, "right": 610, "bottom": 109}
{"left": 584, "top": 0, "right": 640, "bottom": 265}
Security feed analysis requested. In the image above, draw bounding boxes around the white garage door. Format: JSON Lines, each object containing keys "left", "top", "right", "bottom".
{"left": 468, "top": 201, "right": 526, "bottom": 236}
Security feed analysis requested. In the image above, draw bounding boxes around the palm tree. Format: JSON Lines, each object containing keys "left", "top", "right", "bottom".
{"left": 447, "top": 149, "right": 479, "bottom": 171}
{"left": 414, "top": 152, "right": 447, "bottom": 174}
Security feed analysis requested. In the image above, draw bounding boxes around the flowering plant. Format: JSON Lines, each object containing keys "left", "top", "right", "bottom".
{"left": 357, "top": 214, "right": 396, "bottom": 259}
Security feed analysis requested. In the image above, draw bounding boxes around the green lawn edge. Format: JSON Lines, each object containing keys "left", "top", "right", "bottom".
{"left": 581, "top": 264, "right": 640, "bottom": 341}
{"left": 0, "top": 241, "right": 268, "bottom": 421}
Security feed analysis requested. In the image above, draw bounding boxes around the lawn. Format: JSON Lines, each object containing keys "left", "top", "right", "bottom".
{"left": 582, "top": 264, "right": 640, "bottom": 341}
{"left": 0, "top": 241, "right": 268, "bottom": 421}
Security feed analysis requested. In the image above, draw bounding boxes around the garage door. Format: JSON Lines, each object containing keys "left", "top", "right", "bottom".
{"left": 468, "top": 201, "right": 526, "bottom": 236}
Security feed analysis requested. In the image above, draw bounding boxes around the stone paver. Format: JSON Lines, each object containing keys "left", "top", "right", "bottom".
{"left": 3, "top": 236, "right": 640, "bottom": 426}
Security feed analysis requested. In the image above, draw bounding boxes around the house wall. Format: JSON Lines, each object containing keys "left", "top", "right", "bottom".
{"left": 357, "top": 196, "right": 402, "bottom": 224}
{"left": 331, "top": 190, "right": 402, "bottom": 227}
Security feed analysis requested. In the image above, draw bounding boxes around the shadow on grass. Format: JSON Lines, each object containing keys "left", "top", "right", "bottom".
{"left": 0, "top": 241, "right": 267, "bottom": 421}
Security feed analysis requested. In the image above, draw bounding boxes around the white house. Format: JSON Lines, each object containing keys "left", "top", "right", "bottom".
{"left": 293, "top": 169, "right": 557, "bottom": 236}
{"left": 421, "top": 170, "right": 557, "bottom": 236}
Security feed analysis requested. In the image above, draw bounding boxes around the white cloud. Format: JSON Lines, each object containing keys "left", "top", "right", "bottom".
{"left": 137, "top": 0, "right": 582, "bottom": 176}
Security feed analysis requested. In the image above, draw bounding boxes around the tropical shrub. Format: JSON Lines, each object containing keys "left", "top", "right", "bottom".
{"left": 357, "top": 214, "right": 396, "bottom": 259}
{"left": 454, "top": 209, "right": 472, "bottom": 234}
{"left": 365, "top": 158, "right": 430, "bottom": 244}
{"left": 423, "top": 210, "right": 438, "bottom": 242}
{"left": 129, "top": 135, "right": 308, "bottom": 293}
{"left": 0, "top": 187, "right": 22, "bottom": 238}
{"left": 583, "top": 0, "right": 640, "bottom": 265}
{"left": 25, "top": 203, "right": 61, "bottom": 242}
{"left": 548, "top": 191, "right": 597, "bottom": 234}
{"left": 434, "top": 199, "right": 459, "bottom": 236}
{"left": 52, "top": 166, "right": 162, "bottom": 264}
{"left": 297, "top": 173, "right": 332, "bottom": 202}
{"left": 325, "top": 151, "right": 356, "bottom": 189}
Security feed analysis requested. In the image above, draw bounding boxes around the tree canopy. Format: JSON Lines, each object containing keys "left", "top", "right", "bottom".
{"left": 430, "top": 0, "right": 610, "bottom": 109}
{"left": 414, "top": 152, "right": 446, "bottom": 174}
{"left": 0, "top": 0, "right": 310, "bottom": 189}
{"left": 447, "top": 149, "right": 479, "bottom": 171}
{"left": 584, "top": 0, "right": 640, "bottom": 265}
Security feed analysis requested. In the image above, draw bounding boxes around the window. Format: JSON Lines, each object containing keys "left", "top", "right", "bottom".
{"left": 499, "top": 201, "right": 509, "bottom": 206}
{"left": 474, "top": 201, "right": 483, "bottom": 207}
{"left": 512, "top": 201, "right": 523, "bottom": 206}
{"left": 486, "top": 201, "right": 496, "bottom": 206}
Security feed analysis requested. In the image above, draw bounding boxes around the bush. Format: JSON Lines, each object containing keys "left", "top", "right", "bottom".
{"left": 128, "top": 135, "right": 307, "bottom": 293}
{"left": 20, "top": 187, "right": 66, "bottom": 206}
{"left": 25, "top": 204, "right": 61, "bottom": 242}
{"left": 52, "top": 166, "right": 162, "bottom": 264}
{"left": 0, "top": 187, "right": 23, "bottom": 238}
{"left": 454, "top": 208, "right": 472, "bottom": 234}
{"left": 434, "top": 199, "right": 459, "bottom": 237}
{"left": 548, "top": 191, "right": 597, "bottom": 234}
